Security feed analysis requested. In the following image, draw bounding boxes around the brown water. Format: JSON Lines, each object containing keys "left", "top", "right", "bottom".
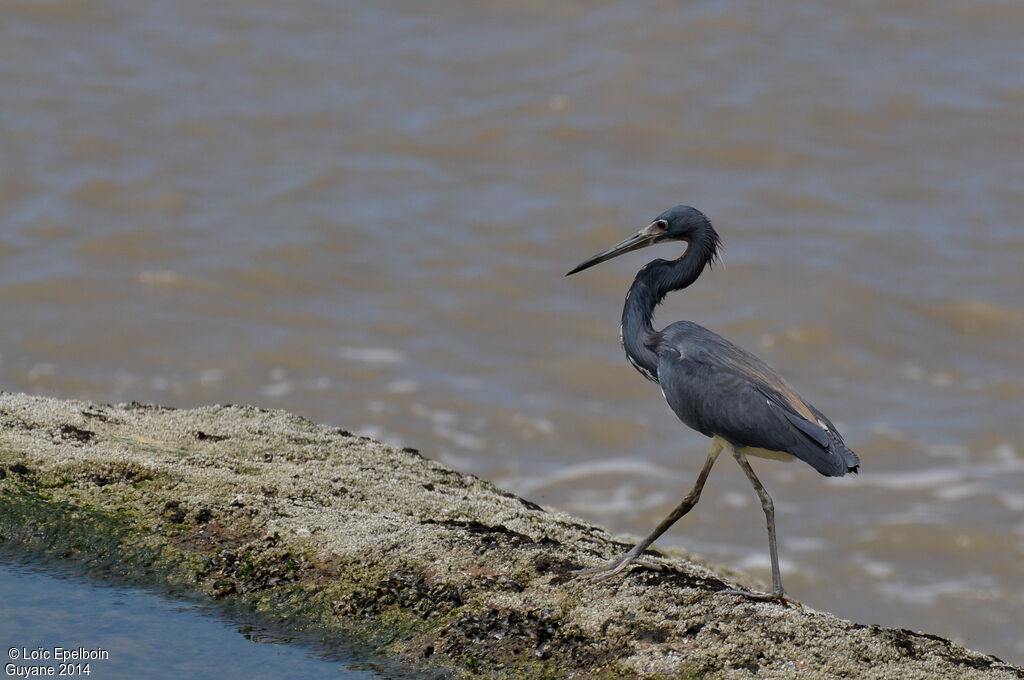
{"left": 2, "top": 0, "right": 1023, "bottom": 663}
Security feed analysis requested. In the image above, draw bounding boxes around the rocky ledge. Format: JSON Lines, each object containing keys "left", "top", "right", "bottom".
{"left": 0, "top": 392, "right": 1020, "bottom": 679}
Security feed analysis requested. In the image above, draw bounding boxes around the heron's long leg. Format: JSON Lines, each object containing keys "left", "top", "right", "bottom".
{"left": 573, "top": 438, "right": 723, "bottom": 582}
{"left": 729, "top": 450, "right": 786, "bottom": 599}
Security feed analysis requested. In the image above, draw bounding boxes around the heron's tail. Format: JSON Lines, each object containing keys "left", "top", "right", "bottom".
{"left": 827, "top": 430, "right": 860, "bottom": 474}
{"left": 779, "top": 406, "right": 859, "bottom": 476}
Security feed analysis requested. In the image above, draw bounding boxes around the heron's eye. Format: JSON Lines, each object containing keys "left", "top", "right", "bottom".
{"left": 655, "top": 220, "right": 668, "bottom": 231}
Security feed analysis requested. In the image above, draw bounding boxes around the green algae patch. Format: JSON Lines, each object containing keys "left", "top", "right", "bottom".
{"left": 0, "top": 484, "right": 198, "bottom": 590}
{"left": 1, "top": 392, "right": 1022, "bottom": 680}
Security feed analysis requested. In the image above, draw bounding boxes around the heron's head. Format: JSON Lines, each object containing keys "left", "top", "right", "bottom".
{"left": 567, "top": 204, "right": 721, "bottom": 276}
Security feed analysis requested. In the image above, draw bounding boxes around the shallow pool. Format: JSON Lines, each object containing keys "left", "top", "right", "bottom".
{"left": 0, "top": 558, "right": 403, "bottom": 680}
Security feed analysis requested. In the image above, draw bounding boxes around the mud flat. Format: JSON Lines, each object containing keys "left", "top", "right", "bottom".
{"left": 0, "top": 392, "right": 1019, "bottom": 679}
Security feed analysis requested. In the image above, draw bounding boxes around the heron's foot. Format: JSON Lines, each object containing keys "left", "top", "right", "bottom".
{"left": 572, "top": 550, "right": 662, "bottom": 582}
{"left": 717, "top": 586, "right": 792, "bottom": 605}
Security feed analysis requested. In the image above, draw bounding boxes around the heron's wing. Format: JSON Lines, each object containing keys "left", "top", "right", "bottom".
{"left": 684, "top": 336, "right": 860, "bottom": 472}
{"left": 655, "top": 335, "right": 853, "bottom": 476}
{"left": 765, "top": 389, "right": 829, "bottom": 447}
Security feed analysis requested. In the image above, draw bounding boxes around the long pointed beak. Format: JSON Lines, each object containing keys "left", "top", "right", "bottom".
{"left": 566, "top": 222, "right": 662, "bottom": 276}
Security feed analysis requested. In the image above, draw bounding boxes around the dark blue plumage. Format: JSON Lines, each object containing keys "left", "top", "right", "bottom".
{"left": 653, "top": 322, "right": 859, "bottom": 476}
{"left": 567, "top": 204, "right": 859, "bottom": 599}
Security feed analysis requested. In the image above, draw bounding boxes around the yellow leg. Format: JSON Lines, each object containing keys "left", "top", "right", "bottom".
{"left": 573, "top": 438, "right": 723, "bottom": 581}
{"left": 718, "top": 448, "right": 789, "bottom": 601}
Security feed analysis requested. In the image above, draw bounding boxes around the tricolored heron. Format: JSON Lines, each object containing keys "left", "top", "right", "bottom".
{"left": 567, "top": 205, "right": 859, "bottom": 599}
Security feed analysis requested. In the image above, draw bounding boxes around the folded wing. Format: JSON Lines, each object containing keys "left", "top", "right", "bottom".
{"left": 654, "top": 322, "right": 859, "bottom": 477}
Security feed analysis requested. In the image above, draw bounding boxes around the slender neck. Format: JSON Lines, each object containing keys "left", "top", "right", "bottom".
{"left": 621, "top": 251, "right": 707, "bottom": 381}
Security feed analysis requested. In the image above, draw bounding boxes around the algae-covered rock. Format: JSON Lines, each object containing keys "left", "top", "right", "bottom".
{"left": 0, "top": 392, "right": 1020, "bottom": 679}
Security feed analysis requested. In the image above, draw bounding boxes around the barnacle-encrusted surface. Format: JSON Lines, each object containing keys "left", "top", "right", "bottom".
{"left": 1, "top": 392, "right": 1019, "bottom": 679}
